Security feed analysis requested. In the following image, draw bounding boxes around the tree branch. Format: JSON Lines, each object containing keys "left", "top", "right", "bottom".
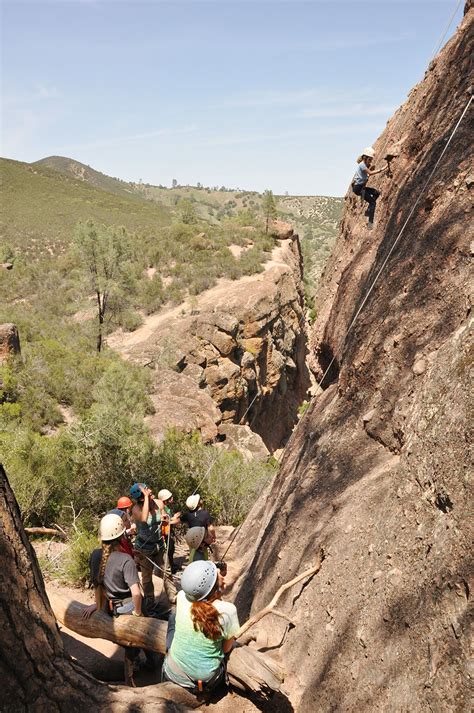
{"left": 24, "top": 527, "right": 67, "bottom": 539}
{"left": 236, "top": 548, "right": 324, "bottom": 639}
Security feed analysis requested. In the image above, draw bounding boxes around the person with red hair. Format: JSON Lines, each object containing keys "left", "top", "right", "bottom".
{"left": 162, "top": 560, "right": 239, "bottom": 693}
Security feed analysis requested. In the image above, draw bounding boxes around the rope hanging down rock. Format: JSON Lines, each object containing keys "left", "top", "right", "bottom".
{"left": 315, "top": 94, "right": 473, "bottom": 392}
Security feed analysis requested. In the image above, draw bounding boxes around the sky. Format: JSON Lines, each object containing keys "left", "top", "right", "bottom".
{"left": 1, "top": 0, "right": 464, "bottom": 196}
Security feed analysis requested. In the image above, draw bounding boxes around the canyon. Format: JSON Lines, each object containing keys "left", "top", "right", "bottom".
{"left": 0, "top": 4, "right": 472, "bottom": 712}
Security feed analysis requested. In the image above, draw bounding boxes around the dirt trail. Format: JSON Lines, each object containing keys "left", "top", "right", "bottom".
{"left": 107, "top": 239, "right": 291, "bottom": 355}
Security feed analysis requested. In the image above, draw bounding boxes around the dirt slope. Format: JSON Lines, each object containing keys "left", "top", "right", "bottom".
{"left": 231, "top": 6, "right": 473, "bottom": 712}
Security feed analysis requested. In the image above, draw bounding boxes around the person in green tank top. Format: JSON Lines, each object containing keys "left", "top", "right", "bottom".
{"left": 162, "top": 561, "right": 239, "bottom": 693}
{"left": 130, "top": 482, "right": 177, "bottom": 610}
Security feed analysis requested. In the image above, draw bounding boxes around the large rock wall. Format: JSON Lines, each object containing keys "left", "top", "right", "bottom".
{"left": 232, "top": 7, "right": 473, "bottom": 712}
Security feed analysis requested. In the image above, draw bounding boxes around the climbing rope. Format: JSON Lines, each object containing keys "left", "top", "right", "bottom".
{"left": 315, "top": 93, "right": 472, "bottom": 392}
{"left": 429, "top": 0, "right": 463, "bottom": 63}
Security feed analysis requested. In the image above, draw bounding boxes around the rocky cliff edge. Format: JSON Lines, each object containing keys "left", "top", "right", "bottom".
{"left": 232, "top": 7, "right": 473, "bottom": 712}
{"left": 108, "top": 223, "right": 310, "bottom": 455}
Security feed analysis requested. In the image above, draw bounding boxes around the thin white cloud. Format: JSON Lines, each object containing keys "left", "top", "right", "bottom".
{"left": 60, "top": 124, "right": 198, "bottom": 152}
{"left": 3, "top": 84, "right": 61, "bottom": 107}
{"left": 204, "top": 122, "right": 386, "bottom": 147}
{"left": 217, "top": 87, "right": 372, "bottom": 110}
{"left": 299, "top": 103, "right": 396, "bottom": 119}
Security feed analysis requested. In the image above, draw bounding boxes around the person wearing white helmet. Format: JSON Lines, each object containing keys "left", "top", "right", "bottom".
{"left": 83, "top": 513, "right": 145, "bottom": 685}
{"left": 158, "top": 488, "right": 181, "bottom": 574}
{"left": 181, "top": 493, "right": 216, "bottom": 544}
{"left": 162, "top": 560, "right": 239, "bottom": 693}
{"left": 352, "top": 145, "right": 388, "bottom": 229}
{"left": 185, "top": 526, "right": 212, "bottom": 563}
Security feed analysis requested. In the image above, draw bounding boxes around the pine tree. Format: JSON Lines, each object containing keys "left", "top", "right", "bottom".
{"left": 262, "top": 189, "right": 277, "bottom": 234}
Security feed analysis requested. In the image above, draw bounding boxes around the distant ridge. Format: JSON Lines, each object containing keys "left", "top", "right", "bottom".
{"left": 0, "top": 157, "right": 171, "bottom": 254}
{"left": 33, "top": 156, "right": 137, "bottom": 200}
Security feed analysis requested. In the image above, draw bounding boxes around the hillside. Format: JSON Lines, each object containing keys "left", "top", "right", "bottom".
{"left": 25, "top": 155, "right": 343, "bottom": 294}
{"left": 233, "top": 4, "right": 473, "bottom": 712}
{"left": 33, "top": 155, "right": 139, "bottom": 200}
{"left": 0, "top": 157, "right": 171, "bottom": 257}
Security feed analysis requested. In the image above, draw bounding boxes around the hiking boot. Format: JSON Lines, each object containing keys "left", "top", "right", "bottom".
{"left": 367, "top": 222, "right": 374, "bottom": 230}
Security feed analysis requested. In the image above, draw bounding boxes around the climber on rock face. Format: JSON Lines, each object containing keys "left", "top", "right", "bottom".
{"left": 352, "top": 146, "right": 387, "bottom": 229}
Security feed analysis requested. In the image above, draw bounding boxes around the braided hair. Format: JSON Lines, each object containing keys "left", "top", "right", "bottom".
{"left": 98, "top": 541, "right": 113, "bottom": 584}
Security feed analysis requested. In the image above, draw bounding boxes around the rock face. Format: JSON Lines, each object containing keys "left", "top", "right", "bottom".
{"left": 0, "top": 323, "right": 21, "bottom": 365}
{"left": 111, "top": 229, "right": 310, "bottom": 453}
{"left": 233, "top": 8, "right": 473, "bottom": 712}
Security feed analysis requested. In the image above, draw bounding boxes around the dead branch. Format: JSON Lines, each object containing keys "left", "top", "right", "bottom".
{"left": 236, "top": 548, "right": 324, "bottom": 639}
{"left": 25, "top": 527, "right": 67, "bottom": 539}
{"left": 66, "top": 502, "right": 83, "bottom": 533}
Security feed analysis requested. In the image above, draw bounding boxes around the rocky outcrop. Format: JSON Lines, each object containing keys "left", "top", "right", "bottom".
{"left": 0, "top": 323, "right": 21, "bottom": 365}
{"left": 232, "top": 7, "right": 473, "bottom": 712}
{"left": 111, "top": 226, "right": 310, "bottom": 453}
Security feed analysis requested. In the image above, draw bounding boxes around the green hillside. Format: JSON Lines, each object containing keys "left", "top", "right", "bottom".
{"left": 0, "top": 157, "right": 171, "bottom": 258}
{"left": 33, "top": 155, "right": 138, "bottom": 200}
{"left": 21, "top": 156, "right": 342, "bottom": 295}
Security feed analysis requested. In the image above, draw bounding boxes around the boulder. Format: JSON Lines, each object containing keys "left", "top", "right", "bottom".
{"left": 0, "top": 323, "right": 21, "bottom": 365}
{"left": 217, "top": 423, "right": 270, "bottom": 462}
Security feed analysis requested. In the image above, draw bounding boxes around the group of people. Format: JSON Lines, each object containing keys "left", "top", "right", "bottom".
{"left": 83, "top": 482, "right": 239, "bottom": 692}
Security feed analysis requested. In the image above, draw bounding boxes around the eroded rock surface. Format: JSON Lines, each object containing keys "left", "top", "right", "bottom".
{"left": 233, "top": 7, "right": 473, "bottom": 712}
{"left": 110, "top": 230, "right": 309, "bottom": 453}
{"left": 0, "top": 323, "right": 21, "bottom": 365}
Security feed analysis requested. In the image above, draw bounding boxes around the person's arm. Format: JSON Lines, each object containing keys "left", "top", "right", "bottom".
{"left": 367, "top": 165, "right": 387, "bottom": 177}
{"left": 208, "top": 522, "right": 216, "bottom": 542}
{"left": 82, "top": 587, "right": 101, "bottom": 619}
{"left": 155, "top": 498, "right": 169, "bottom": 521}
{"left": 140, "top": 485, "right": 152, "bottom": 522}
{"left": 222, "top": 638, "right": 235, "bottom": 654}
{"left": 170, "top": 511, "right": 181, "bottom": 525}
{"left": 130, "top": 582, "right": 143, "bottom": 616}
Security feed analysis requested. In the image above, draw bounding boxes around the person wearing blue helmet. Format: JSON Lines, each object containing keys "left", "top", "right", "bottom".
{"left": 162, "top": 560, "right": 239, "bottom": 694}
{"left": 129, "top": 482, "right": 177, "bottom": 610}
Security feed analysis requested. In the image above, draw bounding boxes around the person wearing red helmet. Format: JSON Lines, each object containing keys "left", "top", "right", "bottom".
{"left": 116, "top": 495, "right": 136, "bottom": 539}
{"left": 117, "top": 496, "right": 133, "bottom": 512}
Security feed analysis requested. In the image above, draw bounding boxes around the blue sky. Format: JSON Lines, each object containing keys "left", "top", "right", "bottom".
{"left": 1, "top": 0, "right": 464, "bottom": 195}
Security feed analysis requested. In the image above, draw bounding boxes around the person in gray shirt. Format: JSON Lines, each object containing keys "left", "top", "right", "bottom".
{"left": 352, "top": 146, "right": 387, "bottom": 229}
{"left": 82, "top": 513, "right": 146, "bottom": 685}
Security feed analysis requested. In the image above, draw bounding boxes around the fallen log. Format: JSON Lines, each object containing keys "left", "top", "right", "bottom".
{"left": 49, "top": 590, "right": 283, "bottom": 698}
{"left": 25, "top": 526, "right": 66, "bottom": 538}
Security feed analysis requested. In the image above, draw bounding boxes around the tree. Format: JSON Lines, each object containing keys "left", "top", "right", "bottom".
{"left": 75, "top": 221, "right": 133, "bottom": 353}
{"left": 178, "top": 198, "right": 197, "bottom": 225}
{"left": 262, "top": 190, "right": 277, "bottom": 234}
{"left": 0, "top": 463, "right": 200, "bottom": 711}
{"left": 171, "top": 178, "right": 178, "bottom": 188}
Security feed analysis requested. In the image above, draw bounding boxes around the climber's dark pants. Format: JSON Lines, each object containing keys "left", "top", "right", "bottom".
{"left": 352, "top": 184, "right": 380, "bottom": 223}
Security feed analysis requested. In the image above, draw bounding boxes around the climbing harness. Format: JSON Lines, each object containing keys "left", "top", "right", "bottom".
{"left": 316, "top": 93, "right": 473, "bottom": 392}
